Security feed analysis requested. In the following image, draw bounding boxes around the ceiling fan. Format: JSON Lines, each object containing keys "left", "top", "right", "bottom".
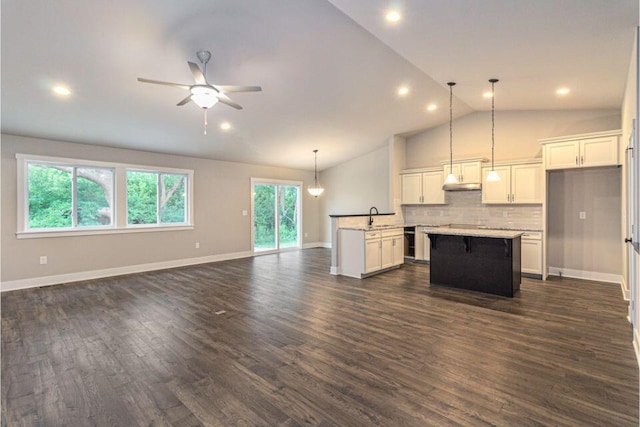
{"left": 137, "top": 50, "right": 262, "bottom": 134}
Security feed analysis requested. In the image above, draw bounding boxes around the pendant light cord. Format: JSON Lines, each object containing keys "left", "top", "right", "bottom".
{"left": 448, "top": 82, "right": 456, "bottom": 173}
{"left": 489, "top": 78, "right": 499, "bottom": 171}
{"left": 313, "top": 149, "right": 319, "bottom": 186}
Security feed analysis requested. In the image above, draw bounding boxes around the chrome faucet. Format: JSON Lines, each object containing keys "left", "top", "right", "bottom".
{"left": 368, "top": 206, "right": 379, "bottom": 227}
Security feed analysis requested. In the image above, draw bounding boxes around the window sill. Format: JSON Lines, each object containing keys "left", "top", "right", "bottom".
{"left": 16, "top": 225, "right": 194, "bottom": 239}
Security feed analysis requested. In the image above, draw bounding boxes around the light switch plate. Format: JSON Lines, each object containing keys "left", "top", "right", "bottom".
{"left": 579, "top": 211, "right": 586, "bottom": 220}
{"left": 242, "top": 210, "right": 248, "bottom": 216}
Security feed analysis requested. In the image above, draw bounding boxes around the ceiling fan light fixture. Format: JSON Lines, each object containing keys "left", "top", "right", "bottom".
{"left": 190, "top": 86, "right": 218, "bottom": 109}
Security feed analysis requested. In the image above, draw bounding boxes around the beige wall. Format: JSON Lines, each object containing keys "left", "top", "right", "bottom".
{"left": 319, "top": 144, "right": 391, "bottom": 243}
{"left": 406, "top": 110, "right": 621, "bottom": 168}
{"left": 547, "top": 168, "right": 622, "bottom": 275}
{"left": 1, "top": 134, "right": 322, "bottom": 283}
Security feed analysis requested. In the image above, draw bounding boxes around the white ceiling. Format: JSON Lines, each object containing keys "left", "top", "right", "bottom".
{"left": 2, "top": 0, "right": 637, "bottom": 170}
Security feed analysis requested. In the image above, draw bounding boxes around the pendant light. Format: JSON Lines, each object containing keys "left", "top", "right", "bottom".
{"left": 444, "top": 82, "right": 459, "bottom": 185}
{"left": 308, "top": 149, "right": 324, "bottom": 197}
{"left": 486, "top": 78, "right": 501, "bottom": 182}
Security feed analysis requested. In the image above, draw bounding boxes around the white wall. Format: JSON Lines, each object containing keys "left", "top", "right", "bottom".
{"left": 319, "top": 144, "right": 391, "bottom": 243}
{"left": 406, "top": 110, "right": 621, "bottom": 168}
{"left": 1, "top": 134, "right": 322, "bottom": 285}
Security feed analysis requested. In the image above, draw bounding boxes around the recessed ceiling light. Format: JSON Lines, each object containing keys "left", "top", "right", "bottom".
{"left": 398, "top": 86, "right": 409, "bottom": 96}
{"left": 220, "top": 122, "right": 231, "bottom": 131}
{"left": 556, "top": 87, "right": 570, "bottom": 95}
{"left": 52, "top": 85, "right": 71, "bottom": 96}
{"left": 483, "top": 91, "right": 493, "bottom": 98}
{"left": 427, "top": 104, "right": 437, "bottom": 112}
{"left": 386, "top": 11, "right": 401, "bottom": 22}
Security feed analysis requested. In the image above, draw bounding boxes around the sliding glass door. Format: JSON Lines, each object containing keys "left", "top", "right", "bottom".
{"left": 252, "top": 179, "right": 302, "bottom": 253}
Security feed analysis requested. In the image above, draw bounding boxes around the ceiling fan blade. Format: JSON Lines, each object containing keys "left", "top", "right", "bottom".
{"left": 176, "top": 95, "right": 192, "bottom": 106}
{"left": 137, "top": 78, "right": 190, "bottom": 90}
{"left": 216, "top": 93, "right": 243, "bottom": 110}
{"left": 188, "top": 61, "right": 207, "bottom": 85}
{"left": 214, "top": 85, "right": 262, "bottom": 93}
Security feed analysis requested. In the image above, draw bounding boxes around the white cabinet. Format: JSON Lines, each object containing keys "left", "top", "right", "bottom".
{"left": 482, "top": 163, "right": 542, "bottom": 204}
{"left": 442, "top": 161, "right": 482, "bottom": 183}
{"left": 542, "top": 132, "right": 620, "bottom": 170}
{"left": 415, "top": 227, "right": 431, "bottom": 262}
{"left": 340, "top": 228, "right": 404, "bottom": 278}
{"left": 401, "top": 170, "right": 445, "bottom": 205}
{"left": 521, "top": 232, "right": 543, "bottom": 276}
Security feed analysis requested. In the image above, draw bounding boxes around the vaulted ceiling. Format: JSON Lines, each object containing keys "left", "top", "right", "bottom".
{"left": 2, "top": 0, "right": 637, "bottom": 170}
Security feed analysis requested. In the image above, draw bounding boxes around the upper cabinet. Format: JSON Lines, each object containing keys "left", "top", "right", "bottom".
{"left": 401, "top": 169, "right": 446, "bottom": 205}
{"left": 540, "top": 130, "right": 621, "bottom": 170}
{"left": 482, "top": 162, "right": 543, "bottom": 204}
{"left": 441, "top": 160, "right": 483, "bottom": 184}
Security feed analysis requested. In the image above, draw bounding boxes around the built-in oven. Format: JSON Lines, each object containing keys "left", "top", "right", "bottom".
{"left": 404, "top": 226, "right": 415, "bottom": 260}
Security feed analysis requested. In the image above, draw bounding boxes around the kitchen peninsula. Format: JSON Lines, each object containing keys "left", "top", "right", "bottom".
{"left": 426, "top": 227, "right": 522, "bottom": 297}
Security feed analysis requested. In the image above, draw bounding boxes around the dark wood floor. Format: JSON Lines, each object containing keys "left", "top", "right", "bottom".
{"left": 2, "top": 249, "right": 638, "bottom": 426}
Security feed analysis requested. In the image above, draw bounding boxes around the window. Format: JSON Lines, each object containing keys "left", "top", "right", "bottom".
{"left": 126, "top": 170, "right": 187, "bottom": 226}
{"left": 17, "top": 154, "right": 193, "bottom": 238}
{"left": 26, "top": 162, "right": 114, "bottom": 230}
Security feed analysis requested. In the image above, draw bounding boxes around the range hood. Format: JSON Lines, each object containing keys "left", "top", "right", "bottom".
{"left": 442, "top": 182, "right": 482, "bottom": 191}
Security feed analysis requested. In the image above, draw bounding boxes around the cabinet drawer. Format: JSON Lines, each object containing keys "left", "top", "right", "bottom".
{"left": 521, "top": 232, "right": 542, "bottom": 240}
{"left": 382, "top": 228, "right": 403, "bottom": 237}
{"left": 365, "top": 231, "right": 381, "bottom": 239}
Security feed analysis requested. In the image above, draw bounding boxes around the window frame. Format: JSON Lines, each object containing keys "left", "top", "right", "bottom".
{"left": 125, "top": 168, "right": 190, "bottom": 228}
{"left": 16, "top": 154, "right": 194, "bottom": 239}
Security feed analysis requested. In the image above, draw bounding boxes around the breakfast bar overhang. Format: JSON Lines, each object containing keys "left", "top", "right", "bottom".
{"left": 426, "top": 228, "right": 523, "bottom": 298}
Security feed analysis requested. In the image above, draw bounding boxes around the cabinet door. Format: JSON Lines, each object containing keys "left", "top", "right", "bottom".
{"left": 459, "top": 162, "right": 481, "bottom": 183}
{"left": 482, "top": 166, "right": 512, "bottom": 204}
{"left": 521, "top": 239, "right": 542, "bottom": 274}
{"left": 544, "top": 141, "right": 580, "bottom": 170}
{"left": 511, "top": 164, "right": 542, "bottom": 204}
{"left": 580, "top": 136, "right": 618, "bottom": 167}
{"left": 380, "top": 237, "right": 394, "bottom": 269}
{"left": 392, "top": 236, "right": 404, "bottom": 266}
{"left": 365, "top": 239, "right": 381, "bottom": 273}
{"left": 421, "top": 171, "right": 446, "bottom": 204}
{"left": 401, "top": 173, "right": 423, "bottom": 204}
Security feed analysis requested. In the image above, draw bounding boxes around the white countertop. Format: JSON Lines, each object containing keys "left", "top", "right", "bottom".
{"left": 422, "top": 228, "right": 523, "bottom": 239}
{"left": 339, "top": 225, "right": 404, "bottom": 231}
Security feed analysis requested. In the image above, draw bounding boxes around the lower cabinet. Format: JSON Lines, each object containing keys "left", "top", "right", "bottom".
{"left": 340, "top": 228, "right": 404, "bottom": 278}
{"left": 521, "top": 232, "right": 542, "bottom": 276}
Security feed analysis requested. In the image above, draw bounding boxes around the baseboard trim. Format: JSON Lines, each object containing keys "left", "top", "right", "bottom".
{"left": 302, "top": 242, "right": 331, "bottom": 249}
{"left": 634, "top": 329, "right": 640, "bottom": 369}
{"left": 547, "top": 266, "right": 623, "bottom": 285}
{"left": 620, "top": 276, "right": 631, "bottom": 301}
{"left": 1, "top": 251, "right": 252, "bottom": 293}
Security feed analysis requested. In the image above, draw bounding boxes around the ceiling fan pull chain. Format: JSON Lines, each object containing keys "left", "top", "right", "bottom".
{"left": 204, "top": 109, "right": 208, "bottom": 135}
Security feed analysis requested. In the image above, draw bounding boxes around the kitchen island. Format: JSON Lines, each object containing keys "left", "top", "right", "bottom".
{"left": 426, "top": 228, "right": 522, "bottom": 297}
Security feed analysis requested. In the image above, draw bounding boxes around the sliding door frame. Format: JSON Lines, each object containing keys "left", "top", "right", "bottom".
{"left": 250, "top": 178, "right": 303, "bottom": 255}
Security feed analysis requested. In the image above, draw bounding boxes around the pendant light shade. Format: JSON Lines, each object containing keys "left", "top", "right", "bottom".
{"left": 444, "top": 81, "right": 458, "bottom": 185}
{"left": 486, "top": 78, "right": 501, "bottom": 182}
{"left": 308, "top": 149, "right": 324, "bottom": 197}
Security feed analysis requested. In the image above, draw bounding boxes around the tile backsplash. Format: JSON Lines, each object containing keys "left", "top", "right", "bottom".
{"left": 403, "top": 190, "right": 542, "bottom": 230}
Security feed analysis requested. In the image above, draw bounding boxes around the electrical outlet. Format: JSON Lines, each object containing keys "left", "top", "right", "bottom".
{"left": 503, "top": 211, "right": 509, "bottom": 217}
{"left": 39, "top": 256, "right": 47, "bottom": 265}
{"left": 242, "top": 210, "right": 248, "bottom": 216}
{"left": 304, "top": 233, "right": 308, "bottom": 238}
{"left": 579, "top": 211, "right": 586, "bottom": 220}
{"left": 195, "top": 242, "right": 200, "bottom": 249}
